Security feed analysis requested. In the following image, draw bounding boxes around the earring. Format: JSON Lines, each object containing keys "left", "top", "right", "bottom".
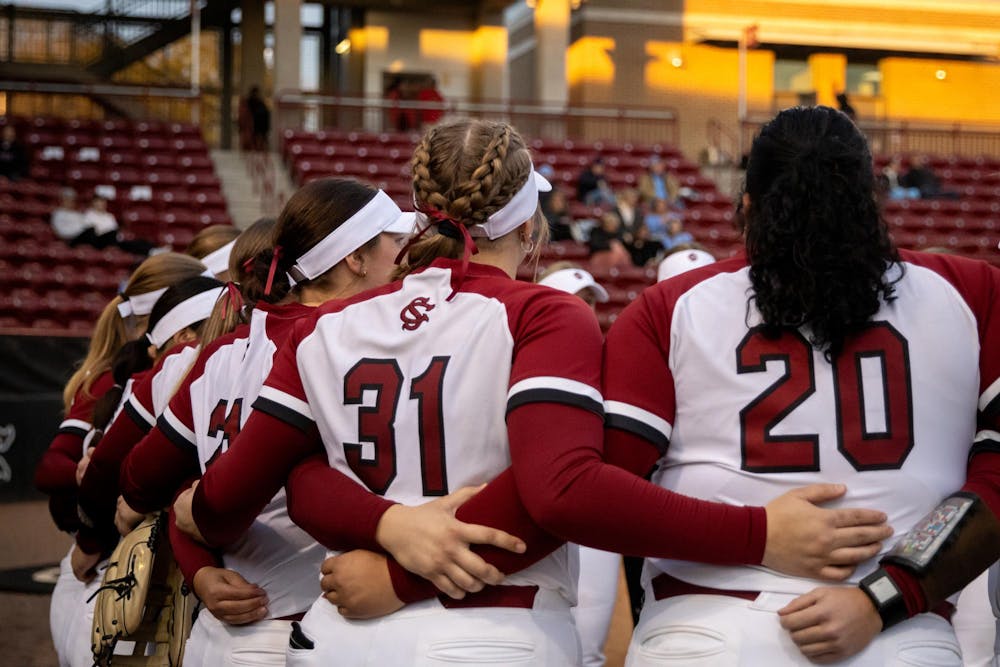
{"left": 520, "top": 236, "right": 535, "bottom": 255}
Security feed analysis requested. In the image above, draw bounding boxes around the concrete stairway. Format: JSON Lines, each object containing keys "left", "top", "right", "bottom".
{"left": 211, "top": 150, "right": 295, "bottom": 229}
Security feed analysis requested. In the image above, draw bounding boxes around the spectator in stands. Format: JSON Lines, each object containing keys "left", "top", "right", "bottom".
{"left": 50, "top": 188, "right": 88, "bottom": 244}
{"left": 577, "top": 157, "right": 615, "bottom": 206}
{"left": 901, "top": 155, "right": 960, "bottom": 199}
{"left": 417, "top": 75, "right": 445, "bottom": 128}
{"left": 882, "top": 155, "right": 920, "bottom": 200}
{"left": 638, "top": 155, "right": 680, "bottom": 205}
{"left": 642, "top": 197, "right": 671, "bottom": 240}
{"left": 77, "top": 195, "right": 158, "bottom": 256}
{"left": 661, "top": 211, "right": 695, "bottom": 250}
{"left": 542, "top": 189, "right": 576, "bottom": 242}
{"left": 0, "top": 125, "right": 29, "bottom": 181}
{"left": 614, "top": 187, "right": 641, "bottom": 235}
{"left": 588, "top": 211, "right": 631, "bottom": 270}
{"left": 246, "top": 86, "right": 271, "bottom": 150}
{"left": 625, "top": 223, "right": 663, "bottom": 268}
{"left": 385, "top": 77, "right": 416, "bottom": 132}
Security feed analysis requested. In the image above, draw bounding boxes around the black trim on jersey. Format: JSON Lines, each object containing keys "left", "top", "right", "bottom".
{"left": 982, "top": 392, "right": 1000, "bottom": 423}
{"left": 123, "top": 401, "right": 155, "bottom": 433}
{"left": 506, "top": 389, "right": 604, "bottom": 418}
{"left": 57, "top": 425, "right": 89, "bottom": 438}
{"left": 157, "top": 414, "right": 197, "bottom": 453}
{"left": 605, "top": 413, "right": 670, "bottom": 454}
{"left": 253, "top": 395, "right": 315, "bottom": 433}
{"left": 970, "top": 438, "right": 1000, "bottom": 458}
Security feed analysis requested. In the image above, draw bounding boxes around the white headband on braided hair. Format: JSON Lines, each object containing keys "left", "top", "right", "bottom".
{"left": 146, "top": 286, "right": 224, "bottom": 348}
{"left": 117, "top": 287, "right": 168, "bottom": 318}
{"left": 413, "top": 166, "right": 552, "bottom": 240}
{"left": 288, "top": 190, "right": 411, "bottom": 283}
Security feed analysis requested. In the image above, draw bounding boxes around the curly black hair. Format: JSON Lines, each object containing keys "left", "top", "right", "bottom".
{"left": 738, "top": 106, "right": 901, "bottom": 360}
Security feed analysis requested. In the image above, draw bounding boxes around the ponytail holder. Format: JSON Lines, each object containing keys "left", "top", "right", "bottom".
{"left": 264, "top": 245, "right": 282, "bottom": 296}
{"left": 222, "top": 281, "right": 244, "bottom": 317}
{"left": 437, "top": 219, "right": 465, "bottom": 241}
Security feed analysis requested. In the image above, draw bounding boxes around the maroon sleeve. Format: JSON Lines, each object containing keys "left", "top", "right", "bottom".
{"left": 34, "top": 371, "right": 115, "bottom": 496}
{"left": 286, "top": 455, "right": 396, "bottom": 553}
{"left": 168, "top": 477, "right": 221, "bottom": 588}
{"left": 77, "top": 408, "right": 150, "bottom": 529}
{"left": 121, "top": 426, "right": 201, "bottom": 515}
{"left": 192, "top": 410, "right": 321, "bottom": 547}
{"left": 508, "top": 402, "right": 766, "bottom": 562}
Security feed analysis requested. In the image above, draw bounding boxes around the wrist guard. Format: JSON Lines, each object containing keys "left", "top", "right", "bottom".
{"left": 883, "top": 492, "right": 976, "bottom": 574}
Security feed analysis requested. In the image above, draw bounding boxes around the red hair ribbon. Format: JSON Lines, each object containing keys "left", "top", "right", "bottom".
{"left": 397, "top": 208, "right": 478, "bottom": 301}
{"left": 264, "top": 245, "right": 282, "bottom": 296}
{"left": 222, "top": 281, "right": 245, "bottom": 317}
{"left": 241, "top": 256, "right": 256, "bottom": 274}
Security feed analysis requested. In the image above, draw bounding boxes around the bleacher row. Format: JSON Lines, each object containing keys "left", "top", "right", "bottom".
{"left": 0, "top": 115, "right": 231, "bottom": 248}
{"left": 1, "top": 120, "right": 997, "bottom": 334}
{"left": 0, "top": 115, "right": 233, "bottom": 332}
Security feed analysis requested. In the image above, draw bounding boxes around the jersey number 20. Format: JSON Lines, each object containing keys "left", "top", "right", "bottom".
{"left": 737, "top": 322, "right": 913, "bottom": 473}
{"left": 343, "top": 357, "right": 449, "bottom": 496}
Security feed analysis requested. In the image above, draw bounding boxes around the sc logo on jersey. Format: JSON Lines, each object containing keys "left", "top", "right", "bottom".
{"left": 401, "top": 297, "right": 435, "bottom": 331}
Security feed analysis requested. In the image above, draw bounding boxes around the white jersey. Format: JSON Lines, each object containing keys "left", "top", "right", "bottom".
{"left": 257, "top": 260, "right": 608, "bottom": 605}
{"left": 123, "top": 343, "right": 200, "bottom": 431}
{"left": 604, "top": 251, "right": 1000, "bottom": 595}
{"left": 159, "top": 302, "right": 323, "bottom": 619}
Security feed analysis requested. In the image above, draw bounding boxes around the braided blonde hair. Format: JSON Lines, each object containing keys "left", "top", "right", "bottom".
{"left": 399, "top": 119, "right": 544, "bottom": 277}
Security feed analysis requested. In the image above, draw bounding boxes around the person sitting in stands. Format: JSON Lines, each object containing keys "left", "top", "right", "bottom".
{"left": 0, "top": 125, "right": 29, "bottom": 181}
{"left": 900, "top": 155, "right": 960, "bottom": 199}
{"left": 882, "top": 155, "right": 921, "bottom": 201}
{"left": 588, "top": 211, "right": 631, "bottom": 270}
{"left": 60, "top": 194, "right": 159, "bottom": 256}
{"left": 638, "top": 155, "right": 680, "bottom": 205}
{"left": 543, "top": 189, "right": 576, "bottom": 242}
{"left": 626, "top": 223, "right": 663, "bottom": 267}
{"left": 577, "top": 157, "right": 616, "bottom": 206}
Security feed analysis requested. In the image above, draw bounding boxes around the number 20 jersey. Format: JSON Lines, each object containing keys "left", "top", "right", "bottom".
{"left": 604, "top": 249, "right": 1000, "bottom": 595}
{"left": 257, "top": 259, "right": 608, "bottom": 605}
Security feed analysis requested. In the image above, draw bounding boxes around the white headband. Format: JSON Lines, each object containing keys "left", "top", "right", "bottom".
{"left": 146, "top": 286, "right": 224, "bottom": 348}
{"left": 201, "top": 239, "right": 236, "bottom": 276}
{"left": 117, "top": 287, "right": 168, "bottom": 318}
{"left": 413, "top": 167, "right": 552, "bottom": 241}
{"left": 288, "top": 190, "right": 406, "bottom": 283}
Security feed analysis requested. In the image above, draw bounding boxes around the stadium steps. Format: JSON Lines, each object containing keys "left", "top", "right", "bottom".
{"left": 211, "top": 150, "right": 294, "bottom": 229}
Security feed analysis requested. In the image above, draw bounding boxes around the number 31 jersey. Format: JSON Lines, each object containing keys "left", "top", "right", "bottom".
{"left": 257, "top": 259, "right": 607, "bottom": 604}
{"left": 604, "top": 249, "right": 1000, "bottom": 595}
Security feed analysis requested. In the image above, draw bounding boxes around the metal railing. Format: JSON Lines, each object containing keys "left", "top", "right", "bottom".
{"left": 275, "top": 92, "right": 681, "bottom": 147}
{"left": 742, "top": 117, "right": 1000, "bottom": 159}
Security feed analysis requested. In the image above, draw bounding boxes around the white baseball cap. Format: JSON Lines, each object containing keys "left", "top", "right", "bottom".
{"left": 657, "top": 249, "right": 716, "bottom": 282}
{"left": 538, "top": 268, "right": 609, "bottom": 303}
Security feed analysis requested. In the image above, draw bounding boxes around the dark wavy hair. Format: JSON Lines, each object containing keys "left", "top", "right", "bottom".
{"left": 737, "top": 106, "right": 901, "bottom": 360}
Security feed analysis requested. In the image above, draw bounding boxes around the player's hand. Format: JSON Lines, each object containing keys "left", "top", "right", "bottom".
{"left": 778, "top": 586, "right": 882, "bottom": 663}
{"left": 374, "top": 485, "right": 525, "bottom": 599}
{"left": 173, "top": 481, "right": 206, "bottom": 544}
{"left": 114, "top": 495, "right": 145, "bottom": 536}
{"left": 192, "top": 566, "right": 268, "bottom": 625}
{"left": 71, "top": 545, "right": 101, "bottom": 583}
{"left": 75, "top": 447, "right": 95, "bottom": 486}
{"left": 763, "top": 483, "right": 892, "bottom": 581}
{"left": 320, "top": 550, "right": 404, "bottom": 620}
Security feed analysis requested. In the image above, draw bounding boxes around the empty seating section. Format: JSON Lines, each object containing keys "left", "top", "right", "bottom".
{"left": 0, "top": 116, "right": 231, "bottom": 333}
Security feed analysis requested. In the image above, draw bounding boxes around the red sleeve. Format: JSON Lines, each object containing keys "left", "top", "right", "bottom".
{"left": 509, "top": 402, "right": 765, "bottom": 561}
{"left": 34, "top": 371, "right": 114, "bottom": 495}
{"left": 286, "top": 455, "right": 396, "bottom": 553}
{"left": 121, "top": 426, "right": 201, "bottom": 515}
{"left": 77, "top": 408, "right": 150, "bottom": 532}
{"left": 192, "top": 410, "right": 321, "bottom": 547}
{"left": 168, "top": 478, "right": 221, "bottom": 588}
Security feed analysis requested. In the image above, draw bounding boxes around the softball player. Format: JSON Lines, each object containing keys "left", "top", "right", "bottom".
{"left": 118, "top": 180, "right": 414, "bottom": 666}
